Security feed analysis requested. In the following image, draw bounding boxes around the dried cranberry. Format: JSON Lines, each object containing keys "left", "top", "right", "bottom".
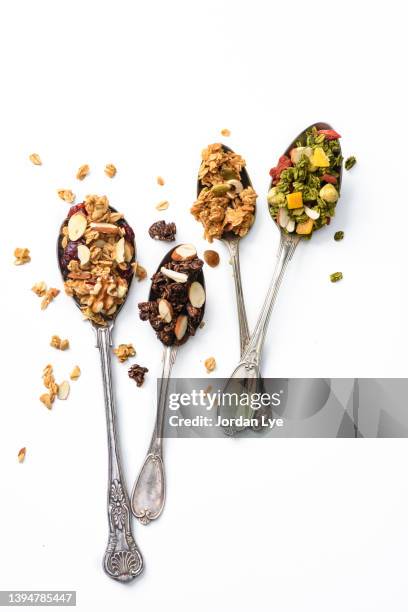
{"left": 118, "top": 264, "right": 133, "bottom": 283}
{"left": 62, "top": 240, "right": 81, "bottom": 265}
{"left": 68, "top": 203, "right": 86, "bottom": 218}
{"left": 321, "top": 174, "right": 337, "bottom": 185}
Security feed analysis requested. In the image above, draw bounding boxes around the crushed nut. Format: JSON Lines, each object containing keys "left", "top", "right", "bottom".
{"left": 50, "top": 335, "right": 69, "bottom": 350}
{"left": 157, "top": 176, "right": 165, "bottom": 186}
{"left": 29, "top": 153, "right": 42, "bottom": 165}
{"left": 133, "top": 262, "right": 147, "bottom": 281}
{"left": 104, "top": 163, "right": 117, "bottom": 178}
{"left": 221, "top": 128, "right": 231, "bottom": 137}
{"left": 57, "top": 380, "right": 70, "bottom": 400}
{"left": 76, "top": 164, "right": 90, "bottom": 180}
{"left": 128, "top": 364, "right": 148, "bottom": 387}
{"left": 203, "top": 250, "right": 220, "bottom": 267}
{"left": 14, "top": 248, "right": 31, "bottom": 265}
{"left": 57, "top": 189, "right": 75, "bottom": 203}
{"left": 113, "top": 343, "right": 136, "bottom": 363}
{"left": 156, "top": 200, "right": 169, "bottom": 211}
{"left": 18, "top": 447, "right": 26, "bottom": 463}
{"left": 70, "top": 365, "right": 81, "bottom": 380}
{"left": 204, "top": 357, "right": 216, "bottom": 373}
{"left": 32, "top": 281, "right": 47, "bottom": 296}
{"left": 41, "top": 287, "right": 60, "bottom": 310}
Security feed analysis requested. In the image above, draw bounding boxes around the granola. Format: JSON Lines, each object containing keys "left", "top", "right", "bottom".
{"left": 14, "top": 248, "right": 31, "bottom": 265}
{"left": 58, "top": 195, "right": 136, "bottom": 326}
{"left": 104, "top": 163, "right": 117, "bottom": 178}
{"left": 149, "top": 220, "right": 176, "bottom": 241}
{"left": 40, "top": 364, "right": 58, "bottom": 409}
{"left": 50, "top": 335, "right": 69, "bottom": 350}
{"left": 41, "top": 287, "right": 60, "bottom": 310}
{"left": 191, "top": 143, "right": 256, "bottom": 242}
{"left": 113, "top": 343, "right": 136, "bottom": 363}
{"left": 57, "top": 189, "right": 75, "bottom": 203}
{"left": 32, "top": 281, "right": 47, "bottom": 297}
{"left": 128, "top": 364, "right": 148, "bottom": 387}
{"left": 204, "top": 357, "right": 216, "bottom": 373}
{"left": 76, "top": 164, "right": 90, "bottom": 180}
{"left": 29, "top": 153, "right": 42, "bottom": 165}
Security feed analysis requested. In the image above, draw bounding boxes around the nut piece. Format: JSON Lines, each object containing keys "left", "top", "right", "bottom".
{"left": 133, "top": 262, "right": 147, "bottom": 281}
{"left": 221, "top": 128, "right": 231, "bottom": 137}
{"left": 76, "top": 164, "right": 90, "bottom": 180}
{"left": 70, "top": 365, "right": 81, "bottom": 380}
{"left": 160, "top": 267, "right": 188, "bottom": 283}
{"left": 156, "top": 200, "right": 169, "bottom": 211}
{"left": 57, "top": 380, "right": 70, "bottom": 400}
{"left": 204, "top": 357, "right": 216, "bottom": 373}
{"left": 50, "top": 335, "right": 69, "bottom": 350}
{"left": 18, "top": 447, "right": 26, "bottom": 463}
{"left": 41, "top": 288, "right": 60, "bottom": 310}
{"left": 203, "top": 250, "right": 220, "bottom": 267}
{"left": 68, "top": 212, "right": 87, "bottom": 241}
{"left": 29, "top": 153, "right": 42, "bottom": 165}
{"left": 32, "top": 281, "right": 47, "bottom": 296}
{"left": 175, "top": 315, "right": 188, "bottom": 340}
{"left": 157, "top": 176, "right": 165, "bottom": 186}
{"left": 171, "top": 244, "right": 197, "bottom": 261}
{"left": 89, "top": 222, "right": 119, "bottom": 234}
{"left": 113, "top": 343, "right": 136, "bottom": 363}
{"left": 188, "top": 281, "right": 205, "bottom": 308}
{"left": 115, "top": 237, "right": 125, "bottom": 264}
{"left": 40, "top": 393, "right": 53, "bottom": 409}
{"left": 158, "top": 299, "right": 173, "bottom": 323}
{"left": 77, "top": 244, "right": 90, "bottom": 266}
{"left": 14, "top": 248, "right": 31, "bottom": 265}
{"left": 57, "top": 189, "right": 75, "bottom": 203}
{"left": 104, "top": 163, "right": 117, "bottom": 178}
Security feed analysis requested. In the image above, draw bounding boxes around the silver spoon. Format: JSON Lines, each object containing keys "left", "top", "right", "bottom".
{"left": 131, "top": 245, "right": 205, "bottom": 524}
{"left": 57, "top": 205, "right": 143, "bottom": 582}
{"left": 221, "top": 123, "right": 343, "bottom": 435}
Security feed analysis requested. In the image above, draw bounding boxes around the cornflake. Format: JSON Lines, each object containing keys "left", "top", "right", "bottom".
{"left": 14, "top": 248, "right": 31, "bottom": 265}
{"left": 50, "top": 335, "right": 69, "bottom": 350}
{"left": 32, "top": 281, "right": 47, "bottom": 297}
{"left": 113, "top": 343, "right": 136, "bottom": 363}
{"left": 70, "top": 365, "right": 81, "bottom": 380}
{"left": 76, "top": 164, "right": 90, "bottom": 180}
{"left": 104, "top": 163, "right": 117, "bottom": 178}
{"left": 41, "top": 288, "right": 60, "bottom": 310}
{"left": 29, "top": 153, "right": 42, "bottom": 165}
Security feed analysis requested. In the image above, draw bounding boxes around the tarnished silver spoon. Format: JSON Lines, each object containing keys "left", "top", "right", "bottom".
{"left": 221, "top": 123, "right": 343, "bottom": 435}
{"left": 57, "top": 202, "right": 143, "bottom": 582}
{"left": 131, "top": 244, "right": 205, "bottom": 524}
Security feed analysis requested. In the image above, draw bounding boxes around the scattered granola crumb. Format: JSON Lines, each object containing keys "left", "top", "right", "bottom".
{"left": 29, "top": 153, "right": 42, "bottom": 165}
{"left": 14, "top": 248, "right": 31, "bottom": 265}
{"left": 156, "top": 200, "right": 169, "bottom": 211}
{"left": 345, "top": 156, "right": 357, "bottom": 171}
{"left": 221, "top": 128, "right": 231, "bottom": 137}
{"left": 132, "top": 262, "right": 147, "bottom": 281}
{"left": 40, "top": 393, "right": 53, "bottom": 409}
{"left": 70, "top": 365, "right": 81, "bottom": 380}
{"left": 157, "top": 176, "right": 165, "bottom": 186}
{"left": 32, "top": 281, "right": 47, "bottom": 297}
{"left": 41, "top": 288, "right": 60, "bottom": 310}
{"left": 42, "top": 364, "right": 58, "bottom": 406}
{"left": 330, "top": 272, "right": 343, "bottom": 283}
{"left": 113, "top": 343, "right": 136, "bottom": 363}
{"left": 76, "top": 164, "right": 90, "bottom": 180}
{"left": 204, "top": 250, "right": 220, "bottom": 267}
{"left": 334, "top": 231, "right": 344, "bottom": 242}
{"left": 149, "top": 220, "right": 176, "bottom": 241}
{"left": 50, "top": 335, "right": 69, "bottom": 350}
{"left": 128, "top": 364, "right": 148, "bottom": 387}
{"left": 204, "top": 357, "right": 216, "bottom": 373}
{"left": 18, "top": 447, "right": 26, "bottom": 463}
{"left": 57, "top": 380, "right": 70, "bottom": 400}
{"left": 57, "top": 189, "right": 75, "bottom": 203}
{"left": 104, "top": 163, "right": 117, "bottom": 178}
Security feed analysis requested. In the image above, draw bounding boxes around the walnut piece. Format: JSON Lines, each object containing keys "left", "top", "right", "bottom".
{"left": 14, "top": 248, "right": 31, "bottom": 265}
{"left": 113, "top": 343, "right": 136, "bottom": 363}
{"left": 57, "top": 189, "right": 75, "bottom": 203}
{"left": 76, "top": 164, "right": 90, "bottom": 180}
{"left": 221, "top": 128, "right": 231, "bottom": 137}
{"left": 50, "top": 335, "right": 69, "bottom": 350}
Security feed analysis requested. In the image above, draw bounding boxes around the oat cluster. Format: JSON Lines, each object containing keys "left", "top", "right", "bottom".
{"left": 191, "top": 143, "right": 256, "bottom": 242}
{"left": 14, "top": 248, "right": 31, "bottom": 265}
{"left": 113, "top": 343, "right": 136, "bottom": 363}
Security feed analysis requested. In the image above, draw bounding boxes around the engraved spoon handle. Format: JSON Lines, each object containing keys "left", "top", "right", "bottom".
{"left": 223, "top": 238, "right": 250, "bottom": 355}
{"left": 131, "top": 344, "right": 178, "bottom": 524}
{"left": 95, "top": 325, "right": 143, "bottom": 582}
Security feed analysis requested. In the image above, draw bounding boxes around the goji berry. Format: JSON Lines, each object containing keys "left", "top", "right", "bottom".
{"left": 317, "top": 129, "right": 341, "bottom": 141}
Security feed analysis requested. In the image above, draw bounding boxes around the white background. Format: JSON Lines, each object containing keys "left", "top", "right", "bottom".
{"left": 1, "top": 0, "right": 408, "bottom": 610}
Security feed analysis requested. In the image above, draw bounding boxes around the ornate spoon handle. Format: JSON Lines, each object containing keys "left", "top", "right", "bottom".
{"left": 223, "top": 237, "right": 250, "bottom": 354}
{"left": 131, "top": 345, "right": 178, "bottom": 524}
{"left": 95, "top": 325, "right": 143, "bottom": 582}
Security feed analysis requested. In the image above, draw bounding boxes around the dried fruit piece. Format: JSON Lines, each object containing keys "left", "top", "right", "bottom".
{"left": 287, "top": 192, "right": 303, "bottom": 209}
{"left": 158, "top": 299, "right": 173, "bottom": 323}
{"left": 57, "top": 380, "right": 70, "bottom": 400}
{"left": 113, "top": 343, "right": 136, "bottom": 363}
{"left": 68, "top": 212, "right": 87, "bottom": 241}
{"left": 18, "top": 447, "right": 26, "bottom": 462}
{"left": 128, "top": 364, "right": 148, "bottom": 387}
{"left": 57, "top": 189, "right": 75, "bottom": 203}
{"left": 188, "top": 281, "right": 205, "bottom": 308}
{"left": 221, "top": 128, "right": 231, "bottom": 137}
{"left": 76, "top": 164, "right": 90, "bottom": 180}
{"left": 70, "top": 365, "right": 81, "bottom": 380}
{"left": 330, "top": 272, "right": 343, "bottom": 283}
{"left": 204, "top": 357, "right": 216, "bottom": 373}
{"left": 160, "top": 267, "right": 188, "bottom": 283}
{"left": 104, "top": 163, "right": 117, "bottom": 178}
{"left": 32, "top": 281, "right": 47, "bottom": 296}
{"left": 29, "top": 153, "right": 42, "bottom": 165}
{"left": 157, "top": 176, "right": 165, "bottom": 186}
{"left": 334, "top": 231, "right": 344, "bottom": 241}
{"left": 156, "top": 200, "right": 169, "bottom": 211}
{"left": 41, "top": 288, "right": 60, "bottom": 310}
{"left": 296, "top": 219, "right": 314, "bottom": 235}
{"left": 14, "top": 248, "right": 31, "bottom": 265}
{"left": 175, "top": 315, "right": 188, "bottom": 340}
{"left": 172, "top": 244, "right": 197, "bottom": 261}
{"left": 203, "top": 250, "right": 220, "bottom": 267}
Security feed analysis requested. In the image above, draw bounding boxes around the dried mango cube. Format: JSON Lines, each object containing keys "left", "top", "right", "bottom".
{"left": 286, "top": 192, "right": 303, "bottom": 209}
{"left": 296, "top": 218, "right": 314, "bottom": 235}
{"left": 310, "top": 147, "right": 330, "bottom": 167}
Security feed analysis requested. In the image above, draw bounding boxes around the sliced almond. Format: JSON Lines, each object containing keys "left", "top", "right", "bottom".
{"left": 160, "top": 266, "right": 188, "bottom": 283}
{"left": 188, "top": 281, "right": 205, "bottom": 308}
{"left": 304, "top": 205, "right": 320, "bottom": 220}
{"left": 124, "top": 241, "right": 134, "bottom": 262}
{"left": 77, "top": 244, "right": 90, "bottom": 266}
{"left": 175, "top": 315, "right": 188, "bottom": 340}
{"left": 57, "top": 380, "right": 70, "bottom": 400}
{"left": 286, "top": 219, "right": 295, "bottom": 233}
{"left": 115, "top": 237, "right": 125, "bottom": 263}
{"left": 227, "top": 179, "right": 243, "bottom": 194}
{"left": 18, "top": 447, "right": 26, "bottom": 463}
{"left": 89, "top": 222, "right": 119, "bottom": 234}
{"left": 158, "top": 299, "right": 173, "bottom": 323}
{"left": 171, "top": 244, "right": 197, "bottom": 261}
{"left": 277, "top": 207, "right": 289, "bottom": 228}
{"left": 68, "top": 212, "right": 87, "bottom": 241}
